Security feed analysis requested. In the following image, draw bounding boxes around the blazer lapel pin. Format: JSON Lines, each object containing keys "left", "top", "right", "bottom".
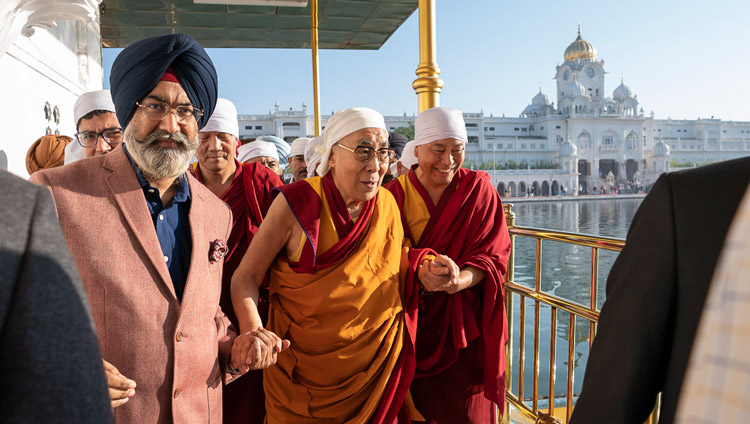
{"left": 209, "top": 239, "right": 228, "bottom": 263}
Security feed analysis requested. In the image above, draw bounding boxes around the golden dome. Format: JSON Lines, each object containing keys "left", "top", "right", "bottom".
{"left": 564, "top": 25, "right": 596, "bottom": 62}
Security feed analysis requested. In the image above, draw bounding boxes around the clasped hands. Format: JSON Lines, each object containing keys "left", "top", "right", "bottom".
{"left": 230, "top": 326, "right": 291, "bottom": 373}
{"left": 418, "top": 254, "right": 463, "bottom": 294}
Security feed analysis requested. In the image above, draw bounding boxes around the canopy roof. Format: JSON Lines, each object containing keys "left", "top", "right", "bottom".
{"left": 100, "top": 0, "right": 417, "bottom": 49}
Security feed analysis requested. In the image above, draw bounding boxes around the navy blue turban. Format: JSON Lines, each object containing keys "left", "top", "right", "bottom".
{"left": 388, "top": 132, "right": 408, "bottom": 159}
{"left": 109, "top": 33, "right": 218, "bottom": 129}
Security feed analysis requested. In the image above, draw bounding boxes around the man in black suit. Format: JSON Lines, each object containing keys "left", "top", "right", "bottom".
{"left": 570, "top": 156, "right": 750, "bottom": 424}
{"left": 0, "top": 170, "right": 112, "bottom": 423}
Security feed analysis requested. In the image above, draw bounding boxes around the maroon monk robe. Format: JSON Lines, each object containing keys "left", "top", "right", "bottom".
{"left": 386, "top": 167, "right": 511, "bottom": 423}
{"left": 193, "top": 160, "right": 283, "bottom": 424}
{"left": 274, "top": 174, "right": 434, "bottom": 423}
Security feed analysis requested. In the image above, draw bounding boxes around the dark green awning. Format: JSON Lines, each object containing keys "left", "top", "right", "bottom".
{"left": 100, "top": 0, "right": 417, "bottom": 49}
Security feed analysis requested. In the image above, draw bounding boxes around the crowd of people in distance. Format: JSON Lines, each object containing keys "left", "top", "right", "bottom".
{"left": 3, "top": 32, "right": 749, "bottom": 424}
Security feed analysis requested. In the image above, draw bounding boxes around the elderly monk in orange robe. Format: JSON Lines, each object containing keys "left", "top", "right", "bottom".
{"left": 231, "top": 107, "right": 458, "bottom": 423}
{"left": 192, "top": 98, "right": 284, "bottom": 424}
{"left": 386, "top": 107, "right": 511, "bottom": 424}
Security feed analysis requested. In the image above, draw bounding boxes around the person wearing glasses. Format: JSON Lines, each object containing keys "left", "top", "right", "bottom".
{"left": 65, "top": 90, "right": 123, "bottom": 164}
{"left": 29, "top": 34, "right": 259, "bottom": 424}
{"left": 231, "top": 107, "right": 459, "bottom": 423}
{"left": 385, "top": 107, "right": 511, "bottom": 424}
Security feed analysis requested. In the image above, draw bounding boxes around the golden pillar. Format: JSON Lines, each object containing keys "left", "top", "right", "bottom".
{"left": 412, "top": 0, "right": 443, "bottom": 113}
{"left": 310, "top": 0, "right": 321, "bottom": 136}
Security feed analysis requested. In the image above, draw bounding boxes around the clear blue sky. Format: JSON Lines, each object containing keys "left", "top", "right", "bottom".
{"left": 103, "top": 0, "right": 750, "bottom": 121}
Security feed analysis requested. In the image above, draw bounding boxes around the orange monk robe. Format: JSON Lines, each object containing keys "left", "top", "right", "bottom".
{"left": 386, "top": 167, "right": 511, "bottom": 423}
{"left": 265, "top": 173, "right": 431, "bottom": 423}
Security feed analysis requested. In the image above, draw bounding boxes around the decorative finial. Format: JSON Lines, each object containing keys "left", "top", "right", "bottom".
{"left": 578, "top": 22, "right": 581, "bottom": 36}
{"left": 539, "top": 83, "right": 542, "bottom": 92}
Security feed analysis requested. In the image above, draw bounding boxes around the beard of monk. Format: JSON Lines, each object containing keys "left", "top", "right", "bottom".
{"left": 328, "top": 127, "right": 389, "bottom": 217}
{"left": 414, "top": 137, "right": 466, "bottom": 203}
{"left": 125, "top": 81, "right": 199, "bottom": 181}
{"left": 196, "top": 131, "right": 237, "bottom": 175}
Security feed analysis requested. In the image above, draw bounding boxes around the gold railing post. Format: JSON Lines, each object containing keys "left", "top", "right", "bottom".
{"left": 310, "top": 0, "right": 321, "bottom": 136}
{"left": 504, "top": 203, "right": 515, "bottom": 283}
{"left": 412, "top": 0, "right": 443, "bottom": 113}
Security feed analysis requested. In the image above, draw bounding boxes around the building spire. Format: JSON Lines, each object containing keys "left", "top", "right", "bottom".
{"left": 577, "top": 22, "right": 582, "bottom": 37}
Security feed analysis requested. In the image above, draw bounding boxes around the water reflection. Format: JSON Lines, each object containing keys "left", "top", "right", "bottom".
{"left": 507, "top": 198, "right": 642, "bottom": 399}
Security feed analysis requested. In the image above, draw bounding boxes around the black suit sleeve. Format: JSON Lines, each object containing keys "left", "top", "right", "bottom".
{"left": 570, "top": 173, "right": 677, "bottom": 424}
{"left": 0, "top": 184, "right": 113, "bottom": 423}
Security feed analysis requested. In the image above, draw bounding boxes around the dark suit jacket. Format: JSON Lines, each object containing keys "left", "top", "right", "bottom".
{"left": 570, "top": 156, "right": 750, "bottom": 424}
{"left": 0, "top": 170, "right": 112, "bottom": 423}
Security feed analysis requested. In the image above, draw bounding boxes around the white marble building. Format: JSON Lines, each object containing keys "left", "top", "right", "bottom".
{"left": 0, "top": 0, "right": 104, "bottom": 177}
{"left": 241, "top": 26, "right": 750, "bottom": 196}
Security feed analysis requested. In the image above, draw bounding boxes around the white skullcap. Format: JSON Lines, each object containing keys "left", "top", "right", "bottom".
{"left": 399, "top": 140, "right": 418, "bottom": 169}
{"left": 63, "top": 139, "right": 85, "bottom": 165}
{"left": 317, "top": 107, "right": 386, "bottom": 176}
{"left": 237, "top": 140, "right": 279, "bottom": 163}
{"left": 304, "top": 136, "right": 324, "bottom": 177}
{"left": 290, "top": 137, "right": 311, "bottom": 157}
{"left": 414, "top": 107, "right": 467, "bottom": 147}
{"left": 74, "top": 90, "right": 116, "bottom": 127}
{"left": 200, "top": 98, "right": 239, "bottom": 138}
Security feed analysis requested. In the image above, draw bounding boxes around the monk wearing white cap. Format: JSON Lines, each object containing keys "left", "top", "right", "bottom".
{"left": 192, "top": 98, "right": 284, "bottom": 424}
{"left": 66, "top": 89, "right": 121, "bottom": 163}
{"left": 231, "top": 107, "right": 459, "bottom": 423}
{"left": 238, "top": 140, "right": 281, "bottom": 174}
{"left": 288, "top": 137, "right": 310, "bottom": 182}
{"left": 385, "top": 106, "right": 512, "bottom": 423}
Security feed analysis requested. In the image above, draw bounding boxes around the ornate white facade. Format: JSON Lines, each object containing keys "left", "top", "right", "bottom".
{"left": 0, "top": 0, "right": 104, "bottom": 177}
{"left": 240, "top": 26, "right": 750, "bottom": 196}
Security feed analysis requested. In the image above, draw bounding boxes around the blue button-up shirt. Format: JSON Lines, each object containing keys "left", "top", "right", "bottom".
{"left": 123, "top": 145, "right": 192, "bottom": 301}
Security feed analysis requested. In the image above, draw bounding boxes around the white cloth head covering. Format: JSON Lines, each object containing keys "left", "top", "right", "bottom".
{"left": 256, "top": 135, "right": 290, "bottom": 168}
{"left": 74, "top": 90, "right": 116, "bottom": 127}
{"left": 317, "top": 107, "right": 387, "bottom": 176}
{"left": 413, "top": 106, "right": 468, "bottom": 147}
{"left": 304, "top": 136, "right": 324, "bottom": 177}
{"left": 399, "top": 140, "right": 418, "bottom": 169}
{"left": 290, "top": 137, "right": 311, "bottom": 157}
{"left": 237, "top": 140, "right": 279, "bottom": 163}
{"left": 200, "top": 98, "right": 239, "bottom": 138}
{"left": 63, "top": 139, "right": 85, "bottom": 165}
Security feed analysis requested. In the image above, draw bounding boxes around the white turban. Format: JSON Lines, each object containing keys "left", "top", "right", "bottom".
{"left": 304, "top": 136, "right": 324, "bottom": 177}
{"left": 399, "top": 140, "right": 418, "bottom": 169}
{"left": 63, "top": 139, "right": 85, "bottom": 165}
{"left": 74, "top": 90, "right": 116, "bottom": 127}
{"left": 237, "top": 140, "right": 279, "bottom": 163}
{"left": 317, "top": 107, "right": 387, "bottom": 176}
{"left": 290, "top": 137, "right": 310, "bottom": 157}
{"left": 200, "top": 98, "right": 239, "bottom": 138}
{"left": 414, "top": 107, "right": 467, "bottom": 147}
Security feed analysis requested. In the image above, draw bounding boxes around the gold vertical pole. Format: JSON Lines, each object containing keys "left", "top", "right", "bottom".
{"left": 412, "top": 0, "right": 443, "bottom": 113}
{"left": 310, "top": 0, "right": 321, "bottom": 136}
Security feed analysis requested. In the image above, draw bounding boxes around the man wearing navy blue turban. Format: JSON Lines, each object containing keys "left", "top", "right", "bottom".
{"left": 30, "top": 33, "right": 285, "bottom": 424}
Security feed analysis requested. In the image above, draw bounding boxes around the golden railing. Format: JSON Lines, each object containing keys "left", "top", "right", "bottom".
{"left": 500, "top": 203, "right": 659, "bottom": 424}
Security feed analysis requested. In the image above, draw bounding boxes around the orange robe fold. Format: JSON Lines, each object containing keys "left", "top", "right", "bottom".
{"left": 266, "top": 175, "right": 429, "bottom": 423}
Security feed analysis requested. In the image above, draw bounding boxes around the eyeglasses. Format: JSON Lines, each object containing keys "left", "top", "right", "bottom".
{"left": 135, "top": 101, "right": 203, "bottom": 123}
{"left": 335, "top": 143, "right": 395, "bottom": 163}
{"left": 74, "top": 128, "right": 123, "bottom": 148}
